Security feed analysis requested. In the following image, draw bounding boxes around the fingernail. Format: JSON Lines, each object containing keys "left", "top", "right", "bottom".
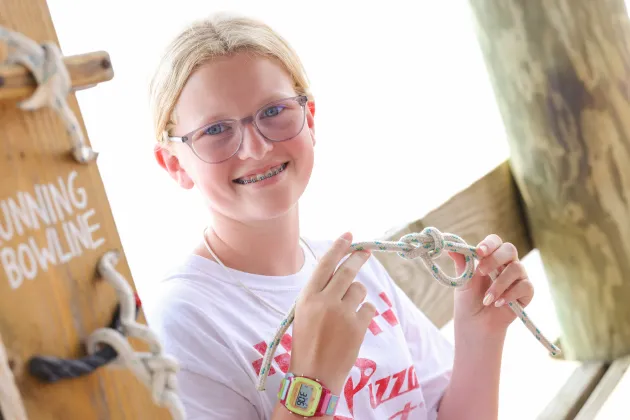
{"left": 340, "top": 232, "right": 352, "bottom": 243}
{"left": 478, "top": 244, "right": 488, "bottom": 256}
{"left": 478, "top": 265, "right": 487, "bottom": 275}
{"left": 494, "top": 298, "right": 505, "bottom": 307}
{"left": 483, "top": 293, "right": 494, "bottom": 306}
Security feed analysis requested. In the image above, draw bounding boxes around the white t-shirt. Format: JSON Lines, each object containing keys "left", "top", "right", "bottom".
{"left": 143, "top": 239, "right": 454, "bottom": 420}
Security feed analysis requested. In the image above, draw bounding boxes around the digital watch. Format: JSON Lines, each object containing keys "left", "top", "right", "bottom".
{"left": 278, "top": 372, "right": 339, "bottom": 417}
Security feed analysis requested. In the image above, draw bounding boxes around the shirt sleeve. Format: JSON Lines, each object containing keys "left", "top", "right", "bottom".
{"left": 367, "top": 256, "right": 454, "bottom": 419}
{"left": 143, "top": 281, "right": 262, "bottom": 420}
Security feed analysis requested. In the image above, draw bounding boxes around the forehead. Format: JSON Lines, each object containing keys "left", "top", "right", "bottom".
{"left": 175, "top": 53, "right": 296, "bottom": 130}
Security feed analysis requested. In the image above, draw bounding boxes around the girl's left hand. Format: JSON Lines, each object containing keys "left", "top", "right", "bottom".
{"left": 449, "top": 234, "right": 534, "bottom": 335}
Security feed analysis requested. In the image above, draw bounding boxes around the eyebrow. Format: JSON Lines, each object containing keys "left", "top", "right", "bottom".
{"left": 192, "top": 92, "right": 297, "bottom": 129}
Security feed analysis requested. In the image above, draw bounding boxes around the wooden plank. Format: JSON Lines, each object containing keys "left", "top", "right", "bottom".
{"left": 0, "top": 1, "right": 172, "bottom": 419}
{"left": 537, "top": 362, "right": 608, "bottom": 420}
{"left": 375, "top": 160, "right": 533, "bottom": 328}
{"left": 0, "top": 51, "right": 114, "bottom": 101}
{"left": 578, "top": 355, "right": 630, "bottom": 419}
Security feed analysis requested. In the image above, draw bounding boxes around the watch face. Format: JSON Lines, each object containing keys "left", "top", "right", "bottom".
{"left": 295, "top": 383, "right": 314, "bottom": 409}
{"left": 286, "top": 377, "right": 322, "bottom": 416}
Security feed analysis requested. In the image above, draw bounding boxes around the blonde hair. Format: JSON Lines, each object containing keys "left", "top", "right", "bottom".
{"left": 149, "top": 13, "right": 312, "bottom": 144}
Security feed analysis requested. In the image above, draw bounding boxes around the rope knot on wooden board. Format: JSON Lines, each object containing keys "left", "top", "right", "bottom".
{"left": 85, "top": 251, "right": 186, "bottom": 420}
{"left": 0, "top": 26, "right": 97, "bottom": 163}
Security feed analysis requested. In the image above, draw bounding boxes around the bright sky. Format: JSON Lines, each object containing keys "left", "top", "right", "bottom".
{"left": 45, "top": 1, "right": 576, "bottom": 419}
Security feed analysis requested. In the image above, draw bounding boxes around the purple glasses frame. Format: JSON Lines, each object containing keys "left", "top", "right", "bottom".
{"left": 167, "top": 95, "right": 309, "bottom": 164}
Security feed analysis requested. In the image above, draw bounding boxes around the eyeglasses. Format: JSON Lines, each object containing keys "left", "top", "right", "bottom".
{"left": 167, "top": 95, "right": 309, "bottom": 164}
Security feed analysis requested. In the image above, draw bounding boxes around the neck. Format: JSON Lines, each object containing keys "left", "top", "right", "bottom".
{"left": 202, "top": 206, "right": 304, "bottom": 276}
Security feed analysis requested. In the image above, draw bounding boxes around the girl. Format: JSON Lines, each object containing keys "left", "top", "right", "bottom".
{"left": 145, "top": 12, "right": 534, "bottom": 420}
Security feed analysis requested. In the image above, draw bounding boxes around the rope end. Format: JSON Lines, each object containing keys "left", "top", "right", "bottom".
{"left": 72, "top": 144, "right": 98, "bottom": 163}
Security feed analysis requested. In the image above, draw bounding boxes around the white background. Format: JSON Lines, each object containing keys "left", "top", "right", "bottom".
{"left": 46, "top": 1, "right": 579, "bottom": 418}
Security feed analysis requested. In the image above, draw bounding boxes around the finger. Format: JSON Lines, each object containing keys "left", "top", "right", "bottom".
{"left": 478, "top": 242, "right": 518, "bottom": 276}
{"left": 476, "top": 234, "right": 503, "bottom": 258}
{"left": 493, "top": 278, "right": 534, "bottom": 308}
{"left": 342, "top": 281, "right": 368, "bottom": 309}
{"left": 324, "top": 250, "right": 371, "bottom": 298}
{"left": 482, "top": 260, "right": 527, "bottom": 306}
{"left": 303, "top": 232, "right": 353, "bottom": 295}
{"left": 448, "top": 252, "right": 467, "bottom": 276}
{"left": 357, "top": 301, "right": 377, "bottom": 325}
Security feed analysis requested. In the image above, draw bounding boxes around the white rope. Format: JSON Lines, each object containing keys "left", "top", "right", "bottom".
{"left": 86, "top": 251, "right": 186, "bottom": 420}
{"left": 256, "top": 226, "right": 561, "bottom": 391}
{"left": 0, "top": 26, "right": 97, "bottom": 163}
{"left": 0, "top": 334, "right": 28, "bottom": 420}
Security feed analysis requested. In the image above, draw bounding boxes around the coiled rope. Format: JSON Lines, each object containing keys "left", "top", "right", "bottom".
{"left": 256, "top": 227, "right": 560, "bottom": 391}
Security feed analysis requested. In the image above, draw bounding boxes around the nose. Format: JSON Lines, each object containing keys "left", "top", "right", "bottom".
{"left": 236, "top": 120, "right": 273, "bottom": 161}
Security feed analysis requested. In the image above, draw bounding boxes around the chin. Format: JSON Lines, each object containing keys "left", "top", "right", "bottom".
{"left": 244, "top": 190, "right": 302, "bottom": 222}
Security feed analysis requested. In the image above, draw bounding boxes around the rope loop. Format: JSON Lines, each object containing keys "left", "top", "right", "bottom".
{"left": 28, "top": 299, "right": 140, "bottom": 383}
{"left": 86, "top": 250, "right": 186, "bottom": 420}
{"left": 354, "top": 226, "right": 477, "bottom": 288}
{"left": 0, "top": 25, "right": 97, "bottom": 163}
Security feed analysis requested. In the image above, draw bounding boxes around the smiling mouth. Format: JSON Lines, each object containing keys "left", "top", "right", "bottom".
{"left": 233, "top": 162, "right": 289, "bottom": 185}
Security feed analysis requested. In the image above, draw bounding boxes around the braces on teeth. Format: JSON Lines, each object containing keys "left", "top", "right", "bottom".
{"left": 237, "top": 163, "right": 286, "bottom": 184}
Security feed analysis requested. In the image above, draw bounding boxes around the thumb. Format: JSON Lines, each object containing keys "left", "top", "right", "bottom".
{"left": 448, "top": 252, "right": 467, "bottom": 276}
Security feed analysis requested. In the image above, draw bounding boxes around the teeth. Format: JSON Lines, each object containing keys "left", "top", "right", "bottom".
{"left": 236, "top": 163, "right": 286, "bottom": 184}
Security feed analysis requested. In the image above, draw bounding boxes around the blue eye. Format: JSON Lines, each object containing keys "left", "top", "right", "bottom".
{"left": 203, "top": 123, "right": 228, "bottom": 135}
{"left": 262, "top": 105, "right": 285, "bottom": 118}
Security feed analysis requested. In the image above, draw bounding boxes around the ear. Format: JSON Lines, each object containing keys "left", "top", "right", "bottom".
{"left": 306, "top": 100, "right": 316, "bottom": 146}
{"left": 154, "top": 143, "right": 195, "bottom": 189}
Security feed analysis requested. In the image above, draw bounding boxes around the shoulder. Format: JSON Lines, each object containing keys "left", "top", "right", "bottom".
{"left": 143, "top": 254, "right": 228, "bottom": 324}
{"left": 141, "top": 255, "right": 237, "bottom": 369}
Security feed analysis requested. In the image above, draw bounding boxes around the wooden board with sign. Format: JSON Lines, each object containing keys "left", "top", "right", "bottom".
{"left": 0, "top": 1, "right": 173, "bottom": 419}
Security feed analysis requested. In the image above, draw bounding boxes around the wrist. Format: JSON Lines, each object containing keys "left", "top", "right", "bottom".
{"left": 288, "top": 362, "right": 345, "bottom": 395}
{"left": 453, "top": 319, "right": 507, "bottom": 345}
{"left": 453, "top": 328, "right": 505, "bottom": 372}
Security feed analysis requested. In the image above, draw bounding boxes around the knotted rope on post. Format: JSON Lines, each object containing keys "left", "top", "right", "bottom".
{"left": 86, "top": 251, "right": 185, "bottom": 420}
{"left": 256, "top": 227, "right": 560, "bottom": 391}
{"left": 0, "top": 26, "right": 97, "bottom": 163}
{"left": 28, "top": 297, "right": 141, "bottom": 383}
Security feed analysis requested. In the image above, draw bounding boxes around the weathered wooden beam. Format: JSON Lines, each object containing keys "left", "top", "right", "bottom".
{"left": 376, "top": 160, "right": 533, "bottom": 328}
{"left": 467, "top": 0, "right": 630, "bottom": 360}
{"left": 0, "top": 51, "right": 114, "bottom": 102}
{"left": 537, "top": 362, "right": 609, "bottom": 420}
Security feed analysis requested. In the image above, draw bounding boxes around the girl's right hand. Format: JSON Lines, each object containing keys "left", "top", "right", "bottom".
{"left": 289, "top": 232, "right": 376, "bottom": 395}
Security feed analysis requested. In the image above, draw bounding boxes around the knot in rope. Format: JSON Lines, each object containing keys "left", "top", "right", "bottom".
{"left": 353, "top": 227, "right": 477, "bottom": 288}
{"left": 86, "top": 329, "right": 180, "bottom": 409}
{"left": 86, "top": 251, "right": 185, "bottom": 420}
{"left": 255, "top": 226, "right": 560, "bottom": 391}
{"left": 0, "top": 26, "right": 97, "bottom": 163}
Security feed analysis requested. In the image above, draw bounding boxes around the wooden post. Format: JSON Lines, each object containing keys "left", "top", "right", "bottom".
{"left": 466, "top": 0, "right": 630, "bottom": 361}
{"left": 0, "top": 1, "right": 173, "bottom": 418}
